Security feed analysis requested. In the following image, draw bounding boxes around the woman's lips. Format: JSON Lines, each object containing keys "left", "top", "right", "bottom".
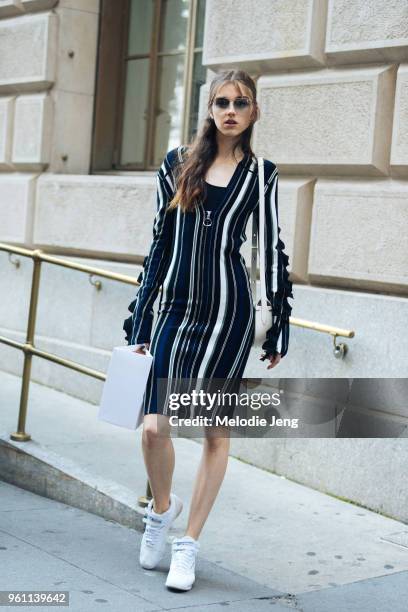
{"left": 224, "top": 121, "right": 238, "bottom": 126}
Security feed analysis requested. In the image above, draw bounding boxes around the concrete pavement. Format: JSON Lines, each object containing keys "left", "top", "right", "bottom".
{"left": 1, "top": 480, "right": 408, "bottom": 611}
{"left": 1, "top": 370, "right": 408, "bottom": 610}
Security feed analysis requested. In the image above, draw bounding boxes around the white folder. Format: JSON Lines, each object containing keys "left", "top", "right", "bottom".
{"left": 98, "top": 345, "right": 153, "bottom": 430}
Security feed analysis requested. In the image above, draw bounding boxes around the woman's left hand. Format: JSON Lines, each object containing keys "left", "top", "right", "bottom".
{"left": 260, "top": 352, "right": 281, "bottom": 369}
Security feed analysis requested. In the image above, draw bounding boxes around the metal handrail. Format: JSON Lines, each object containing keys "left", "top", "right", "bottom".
{"left": 0, "top": 242, "right": 153, "bottom": 507}
{"left": 0, "top": 242, "right": 143, "bottom": 440}
{"left": 0, "top": 241, "right": 355, "bottom": 504}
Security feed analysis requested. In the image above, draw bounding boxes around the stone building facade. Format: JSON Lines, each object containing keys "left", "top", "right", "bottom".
{"left": 1, "top": 0, "right": 408, "bottom": 515}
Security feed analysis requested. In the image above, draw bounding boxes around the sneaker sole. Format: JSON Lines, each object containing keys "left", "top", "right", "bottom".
{"left": 165, "top": 581, "right": 193, "bottom": 591}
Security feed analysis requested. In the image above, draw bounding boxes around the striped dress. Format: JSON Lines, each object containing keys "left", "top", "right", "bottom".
{"left": 127, "top": 145, "right": 293, "bottom": 416}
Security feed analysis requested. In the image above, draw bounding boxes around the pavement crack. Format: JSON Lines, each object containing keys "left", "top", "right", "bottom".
{"left": 257, "top": 593, "right": 302, "bottom": 609}
{"left": 158, "top": 593, "right": 301, "bottom": 611}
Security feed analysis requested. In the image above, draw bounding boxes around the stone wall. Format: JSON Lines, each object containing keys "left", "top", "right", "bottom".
{"left": 1, "top": 1, "right": 408, "bottom": 502}
{"left": 0, "top": 0, "right": 99, "bottom": 176}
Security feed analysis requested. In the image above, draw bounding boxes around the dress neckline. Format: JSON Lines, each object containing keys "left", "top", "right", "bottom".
{"left": 205, "top": 180, "right": 227, "bottom": 189}
{"left": 199, "top": 153, "right": 251, "bottom": 216}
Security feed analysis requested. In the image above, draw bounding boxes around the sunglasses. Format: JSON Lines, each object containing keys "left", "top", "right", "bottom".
{"left": 213, "top": 96, "right": 252, "bottom": 111}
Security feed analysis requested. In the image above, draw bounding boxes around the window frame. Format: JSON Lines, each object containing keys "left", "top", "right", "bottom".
{"left": 91, "top": 0, "right": 203, "bottom": 172}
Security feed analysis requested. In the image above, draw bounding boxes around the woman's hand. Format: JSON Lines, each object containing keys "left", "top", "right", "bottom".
{"left": 134, "top": 343, "right": 150, "bottom": 354}
{"left": 260, "top": 351, "right": 281, "bottom": 369}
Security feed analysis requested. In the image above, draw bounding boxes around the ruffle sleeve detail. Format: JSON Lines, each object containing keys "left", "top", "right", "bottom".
{"left": 260, "top": 165, "right": 294, "bottom": 359}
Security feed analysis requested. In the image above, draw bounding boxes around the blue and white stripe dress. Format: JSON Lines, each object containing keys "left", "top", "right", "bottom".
{"left": 128, "top": 145, "right": 293, "bottom": 416}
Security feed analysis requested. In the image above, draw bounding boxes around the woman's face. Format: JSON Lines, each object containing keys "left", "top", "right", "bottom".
{"left": 210, "top": 82, "right": 257, "bottom": 139}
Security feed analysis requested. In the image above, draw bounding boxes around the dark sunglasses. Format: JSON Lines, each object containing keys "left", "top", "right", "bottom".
{"left": 213, "top": 96, "right": 252, "bottom": 111}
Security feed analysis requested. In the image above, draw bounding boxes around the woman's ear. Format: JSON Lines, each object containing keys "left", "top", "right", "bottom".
{"left": 254, "top": 104, "right": 260, "bottom": 122}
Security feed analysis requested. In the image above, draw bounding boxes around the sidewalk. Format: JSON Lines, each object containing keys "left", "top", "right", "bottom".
{"left": 1, "top": 370, "right": 408, "bottom": 610}
{"left": 0, "top": 480, "right": 283, "bottom": 611}
{"left": 1, "top": 480, "right": 408, "bottom": 612}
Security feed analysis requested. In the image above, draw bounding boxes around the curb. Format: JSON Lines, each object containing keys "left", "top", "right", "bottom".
{"left": 0, "top": 432, "right": 145, "bottom": 531}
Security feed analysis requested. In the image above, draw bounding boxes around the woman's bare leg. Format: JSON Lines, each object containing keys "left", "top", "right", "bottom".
{"left": 142, "top": 414, "right": 173, "bottom": 513}
{"left": 184, "top": 426, "right": 230, "bottom": 540}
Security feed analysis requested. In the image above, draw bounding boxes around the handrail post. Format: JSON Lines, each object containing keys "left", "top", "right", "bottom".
{"left": 10, "top": 250, "right": 43, "bottom": 442}
{"left": 138, "top": 480, "right": 153, "bottom": 508}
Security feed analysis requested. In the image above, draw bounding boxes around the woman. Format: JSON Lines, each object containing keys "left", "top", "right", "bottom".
{"left": 125, "top": 69, "right": 293, "bottom": 591}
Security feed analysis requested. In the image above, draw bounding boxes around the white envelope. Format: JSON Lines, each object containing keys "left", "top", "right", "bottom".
{"left": 98, "top": 345, "right": 153, "bottom": 430}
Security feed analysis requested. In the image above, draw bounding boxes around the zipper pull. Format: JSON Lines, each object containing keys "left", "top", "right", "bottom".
{"left": 203, "top": 210, "right": 213, "bottom": 227}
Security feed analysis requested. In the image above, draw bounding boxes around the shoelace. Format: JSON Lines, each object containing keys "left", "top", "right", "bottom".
{"left": 142, "top": 509, "right": 165, "bottom": 547}
{"left": 171, "top": 541, "right": 198, "bottom": 572}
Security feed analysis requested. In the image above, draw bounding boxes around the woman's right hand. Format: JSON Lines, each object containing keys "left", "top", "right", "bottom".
{"left": 133, "top": 343, "right": 150, "bottom": 354}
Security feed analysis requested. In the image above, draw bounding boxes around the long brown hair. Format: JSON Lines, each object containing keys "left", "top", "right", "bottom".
{"left": 168, "top": 69, "right": 259, "bottom": 213}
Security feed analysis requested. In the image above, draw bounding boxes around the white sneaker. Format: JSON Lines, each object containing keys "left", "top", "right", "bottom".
{"left": 165, "top": 535, "right": 200, "bottom": 591}
{"left": 139, "top": 493, "right": 183, "bottom": 570}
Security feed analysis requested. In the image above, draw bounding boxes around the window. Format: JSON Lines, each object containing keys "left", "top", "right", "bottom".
{"left": 92, "top": 0, "right": 206, "bottom": 172}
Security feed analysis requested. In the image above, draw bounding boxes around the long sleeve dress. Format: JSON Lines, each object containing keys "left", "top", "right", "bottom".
{"left": 125, "top": 145, "right": 293, "bottom": 416}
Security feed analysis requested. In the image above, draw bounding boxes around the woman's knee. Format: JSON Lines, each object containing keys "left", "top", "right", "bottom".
{"left": 204, "top": 427, "right": 230, "bottom": 452}
{"left": 142, "top": 414, "right": 170, "bottom": 445}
